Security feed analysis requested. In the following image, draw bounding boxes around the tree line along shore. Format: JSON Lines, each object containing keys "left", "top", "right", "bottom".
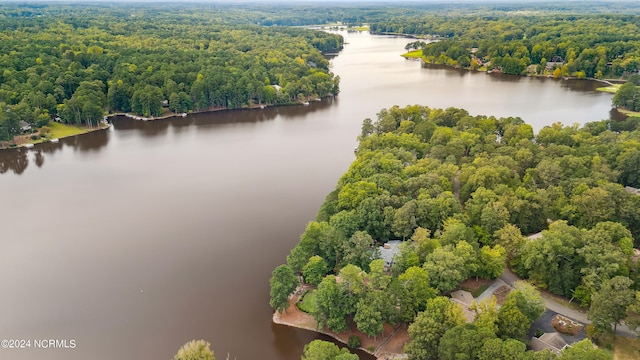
{"left": 0, "top": 4, "right": 342, "bottom": 145}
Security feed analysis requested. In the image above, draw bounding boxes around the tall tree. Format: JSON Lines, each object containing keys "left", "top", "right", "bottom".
{"left": 477, "top": 245, "right": 506, "bottom": 280}
{"left": 302, "top": 255, "right": 329, "bottom": 286}
{"left": 588, "top": 276, "right": 635, "bottom": 333}
{"left": 438, "top": 324, "right": 494, "bottom": 360}
{"left": 398, "top": 266, "right": 436, "bottom": 316}
{"left": 511, "top": 281, "right": 545, "bottom": 323}
{"left": 269, "top": 264, "right": 298, "bottom": 313}
{"left": 341, "top": 231, "right": 377, "bottom": 270}
{"left": 405, "top": 296, "right": 466, "bottom": 360}
{"left": 497, "top": 296, "right": 530, "bottom": 341}
{"left": 313, "top": 275, "right": 350, "bottom": 333}
{"left": 354, "top": 291, "right": 386, "bottom": 339}
{"left": 423, "top": 246, "right": 466, "bottom": 293}
{"left": 478, "top": 338, "right": 529, "bottom": 360}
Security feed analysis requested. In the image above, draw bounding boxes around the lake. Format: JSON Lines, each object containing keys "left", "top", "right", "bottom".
{"left": 0, "top": 31, "right": 613, "bottom": 360}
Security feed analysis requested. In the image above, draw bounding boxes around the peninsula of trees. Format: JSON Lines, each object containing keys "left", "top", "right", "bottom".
{"left": 0, "top": 3, "right": 342, "bottom": 142}
{"left": 271, "top": 105, "right": 640, "bottom": 359}
{"left": 376, "top": 14, "right": 640, "bottom": 78}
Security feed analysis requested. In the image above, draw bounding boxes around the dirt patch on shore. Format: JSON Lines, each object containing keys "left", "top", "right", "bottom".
{"left": 273, "top": 291, "right": 409, "bottom": 359}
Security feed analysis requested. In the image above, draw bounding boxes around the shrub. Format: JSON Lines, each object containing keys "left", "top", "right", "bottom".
{"left": 30, "top": 135, "right": 38, "bottom": 140}
{"left": 347, "top": 335, "right": 361, "bottom": 349}
{"left": 585, "top": 324, "right": 603, "bottom": 345}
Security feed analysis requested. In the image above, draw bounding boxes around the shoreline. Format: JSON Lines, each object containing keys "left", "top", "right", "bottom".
{"left": 272, "top": 290, "right": 408, "bottom": 360}
{"left": 1, "top": 123, "right": 110, "bottom": 150}
{"left": 105, "top": 97, "right": 326, "bottom": 122}
{"left": 402, "top": 52, "right": 623, "bottom": 87}
{"left": 2, "top": 97, "right": 328, "bottom": 150}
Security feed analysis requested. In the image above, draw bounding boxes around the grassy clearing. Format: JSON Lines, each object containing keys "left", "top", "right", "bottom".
{"left": 47, "top": 122, "right": 92, "bottom": 139}
{"left": 297, "top": 290, "right": 317, "bottom": 314}
{"left": 600, "top": 335, "right": 640, "bottom": 360}
{"left": 596, "top": 84, "right": 621, "bottom": 93}
{"left": 349, "top": 25, "right": 369, "bottom": 31}
{"left": 470, "top": 283, "right": 491, "bottom": 297}
{"left": 618, "top": 108, "right": 640, "bottom": 117}
{"left": 402, "top": 50, "right": 423, "bottom": 59}
{"left": 19, "top": 121, "right": 101, "bottom": 146}
{"left": 459, "top": 282, "right": 491, "bottom": 298}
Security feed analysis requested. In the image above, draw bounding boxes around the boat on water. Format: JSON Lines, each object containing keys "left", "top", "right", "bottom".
{"left": 50, "top": 138, "right": 59, "bottom": 143}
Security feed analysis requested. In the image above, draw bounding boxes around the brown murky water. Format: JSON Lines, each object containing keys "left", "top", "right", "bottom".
{"left": 0, "top": 31, "right": 613, "bottom": 360}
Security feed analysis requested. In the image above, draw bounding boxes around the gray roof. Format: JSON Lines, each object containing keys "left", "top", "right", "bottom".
{"left": 379, "top": 240, "right": 402, "bottom": 266}
{"left": 450, "top": 290, "right": 475, "bottom": 307}
{"left": 527, "top": 232, "right": 543, "bottom": 240}
{"left": 626, "top": 186, "right": 640, "bottom": 196}
{"left": 530, "top": 332, "right": 567, "bottom": 354}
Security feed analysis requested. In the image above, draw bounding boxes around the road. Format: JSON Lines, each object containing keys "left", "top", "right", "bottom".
{"left": 485, "top": 269, "right": 639, "bottom": 338}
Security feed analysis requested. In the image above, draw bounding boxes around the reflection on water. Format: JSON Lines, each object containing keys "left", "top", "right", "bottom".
{"left": 34, "top": 151, "right": 44, "bottom": 168}
{"left": 0, "top": 129, "right": 110, "bottom": 175}
{"left": 112, "top": 98, "right": 336, "bottom": 135}
{"left": 0, "top": 99, "right": 338, "bottom": 174}
{"left": 0, "top": 148, "right": 28, "bottom": 175}
{"left": 610, "top": 108, "right": 628, "bottom": 121}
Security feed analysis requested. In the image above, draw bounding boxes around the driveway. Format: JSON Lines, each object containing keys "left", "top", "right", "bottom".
{"left": 485, "top": 269, "right": 639, "bottom": 338}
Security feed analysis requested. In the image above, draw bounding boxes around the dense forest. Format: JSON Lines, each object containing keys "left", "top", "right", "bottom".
{"left": 613, "top": 75, "right": 640, "bottom": 112}
{"left": 372, "top": 14, "right": 640, "bottom": 78}
{"left": 5, "top": 1, "right": 640, "bottom": 143}
{"left": 271, "top": 105, "right": 640, "bottom": 358}
{"left": 0, "top": 3, "right": 342, "bottom": 142}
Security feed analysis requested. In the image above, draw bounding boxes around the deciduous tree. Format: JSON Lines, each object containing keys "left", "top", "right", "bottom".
{"left": 269, "top": 264, "right": 298, "bottom": 313}
{"left": 174, "top": 339, "right": 215, "bottom": 360}
{"left": 302, "top": 340, "right": 357, "bottom": 360}
{"left": 588, "top": 276, "right": 635, "bottom": 333}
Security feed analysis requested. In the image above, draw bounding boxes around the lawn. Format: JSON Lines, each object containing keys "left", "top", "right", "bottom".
{"left": 596, "top": 84, "right": 621, "bottom": 93}
{"left": 349, "top": 25, "right": 369, "bottom": 31}
{"left": 297, "top": 290, "right": 317, "bottom": 314}
{"left": 600, "top": 335, "right": 640, "bottom": 360}
{"left": 47, "top": 122, "right": 93, "bottom": 139}
{"left": 618, "top": 108, "right": 640, "bottom": 117}
{"left": 402, "top": 50, "right": 424, "bottom": 59}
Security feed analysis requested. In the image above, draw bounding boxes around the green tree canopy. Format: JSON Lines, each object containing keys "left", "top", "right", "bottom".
{"left": 173, "top": 339, "right": 215, "bottom": 360}
{"left": 269, "top": 264, "right": 298, "bottom": 313}
{"left": 301, "top": 340, "right": 357, "bottom": 360}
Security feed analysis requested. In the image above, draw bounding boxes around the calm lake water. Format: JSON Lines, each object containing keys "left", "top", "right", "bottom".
{"left": 0, "top": 31, "right": 613, "bottom": 360}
